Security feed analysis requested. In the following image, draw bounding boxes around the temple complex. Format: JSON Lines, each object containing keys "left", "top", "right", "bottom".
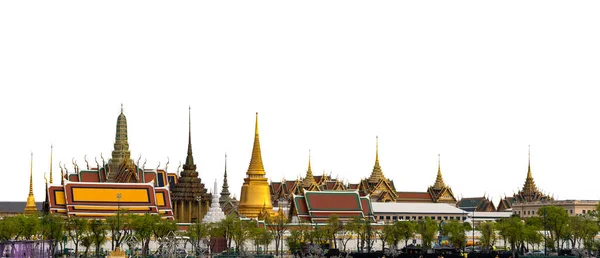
{"left": 203, "top": 180, "right": 226, "bottom": 223}
{"left": 46, "top": 106, "right": 175, "bottom": 219}
{"left": 237, "top": 113, "right": 274, "bottom": 218}
{"left": 497, "top": 147, "right": 553, "bottom": 212}
{"left": 170, "top": 107, "right": 211, "bottom": 223}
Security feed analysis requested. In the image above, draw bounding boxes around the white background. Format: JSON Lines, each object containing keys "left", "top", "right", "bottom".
{"left": 1, "top": 1, "right": 599, "bottom": 204}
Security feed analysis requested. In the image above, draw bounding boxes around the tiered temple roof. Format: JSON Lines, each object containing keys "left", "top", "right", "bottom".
{"left": 290, "top": 190, "right": 375, "bottom": 223}
{"left": 203, "top": 180, "right": 226, "bottom": 223}
{"left": 47, "top": 107, "right": 174, "bottom": 219}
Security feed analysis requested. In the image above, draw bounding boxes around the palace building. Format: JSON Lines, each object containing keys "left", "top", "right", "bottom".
{"left": 496, "top": 147, "right": 553, "bottom": 212}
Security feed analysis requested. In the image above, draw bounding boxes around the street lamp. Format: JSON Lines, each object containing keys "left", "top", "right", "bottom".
{"left": 116, "top": 193, "right": 122, "bottom": 249}
{"left": 196, "top": 195, "right": 202, "bottom": 256}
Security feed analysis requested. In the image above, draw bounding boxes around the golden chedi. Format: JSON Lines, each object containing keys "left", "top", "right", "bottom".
{"left": 238, "top": 113, "right": 274, "bottom": 218}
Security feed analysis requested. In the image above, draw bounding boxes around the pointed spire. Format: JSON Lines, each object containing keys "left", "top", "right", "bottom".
{"left": 246, "top": 112, "right": 265, "bottom": 176}
{"left": 220, "top": 153, "right": 231, "bottom": 203}
{"left": 49, "top": 145, "right": 53, "bottom": 184}
{"left": 527, "top": 145, "right": 532, "bottom": 179}
{"left": 303, "top": 150, "right": 316, "bottom": 188}
{"left": 433, "top": 154, "right": 446, "bottom": 189}
{"left": 24, "top": 152, "right": 37, "bottom": 214}
{"left": 29, "top": 152, "right": 34, "bottom": 196}
{"left": 182, "top": 106, "right": 197, "bottom": 174}
{"left": 368, "top": 136, "right": 385, "bottom": 184}
{"left": 522, "top": 145, "right": 539, "bottom": 201}
{"left": 376, "top": 136, "right": 379, "bottom": 163}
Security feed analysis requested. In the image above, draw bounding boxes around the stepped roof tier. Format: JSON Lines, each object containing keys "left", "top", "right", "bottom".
{"left": 289, "top": 190, "right": 375, "bottom": 223}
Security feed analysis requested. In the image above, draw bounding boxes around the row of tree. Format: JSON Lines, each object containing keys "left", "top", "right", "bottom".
{"left": 1, "top": 204, "right": 599, "bottom": 257}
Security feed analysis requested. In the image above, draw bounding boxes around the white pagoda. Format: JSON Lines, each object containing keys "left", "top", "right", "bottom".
{"left": 203, "top": 180, "right": 226, "bottom": 223}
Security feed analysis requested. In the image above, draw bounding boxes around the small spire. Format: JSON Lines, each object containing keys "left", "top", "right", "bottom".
{"left": 527, "top": 145, "right": 532, "bottom": 179}
{"left": 49, "top": 144, "right": 53, "bottom": 184}
{"left": 303, "top": 150, "right": 316, "bottom": 188}
{"left": 120, "top": 103, "right": 123, "bottom": 113}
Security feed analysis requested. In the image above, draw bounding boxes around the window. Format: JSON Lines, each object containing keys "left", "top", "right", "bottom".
{"left": 418, "top": 216, "right": 423, "bottom": 219}
{"left": 386, "top": 216, "right": 391, "bottom": 220}
{"left": 406, "top": 216, "right": 410, "bottom": 220}
{"left": 444, "top": 216, "right": 448, "bottom": 220}
{"left": 412, "top": 216, "right": 417, "bottom": 220}
{"left": 431, "top": 216, "right": 436, "bottom": 219}
{"left": 570, "top": 210, "right": 573, "bottom": 214}
{"left": 437, "top": 216, "right": 442, "bottom": 220}
{"left": 582, "top": 210, "right": 586, "bottom": 214}
{"left": 379, "top": 216, "right": 384, "bottom": 220}
{"left": 463, "top": 216, "right": 467, "bottom": 221}
{"left": 393, "top": 216, "right": 397, "bottom": 220}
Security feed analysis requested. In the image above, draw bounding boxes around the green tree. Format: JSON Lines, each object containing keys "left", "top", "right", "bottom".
{"left": 523, "top": 225, "right": 543, "bottom": 253}
{"left": 219, "top": 214, "right": 237, "bottom": 253}
{"left": 231, "top": 219, "right": 253, "bottom": 253}
{"left": 477, "top": 221, "right": 496, "bottom": 253}
{"left": 88, "top": 219, "right": 108, "bottom": 258}
{"left": 338, "top": 221, "right": 354, "bottom": 252}
{"left": 105, "top": 209, "right": 132, "bottom": 251}
{"left": 206, "top": 222, "right": 225, "bottom": 254}
{"left": 378, "top": 223, "right": 395, "bottom": 251}
{"left": 154, "top": 218, "right": 178, "bottom": 254}
{"left": 130, "top": 214, "right": 157, "bottom": 256}
{"left": 395, "top": 220, "right": 417, "bottom": 249}
{"left": 417, "top": 218, "right": 438, "bottom": 252}
{"left": 81, "top": 234, "right": 93, "bottom": 258}
{"left": 186, "top": 222, "right": 208, "bottom": 255}
{"left": 251, "top": 225, "right": 273, "bottom": 254}
{"left": 0, "top": 216, "right": 19, "bottom": 241}
{"left": 326, "top": 215, "right": 341, "bottom": 249}
{"left": 66, "top": 217, "right": 89, "bottom": 255}
{"left": 497, "top": 215, "right": 525, "bottom": 257}
{"left": 265, "top": 212, "right": 289, "bottom": 256}
{"left": 287, "top": 226, "right": 310, "bottom": 254}
{"left": 538, "top": 206, "right": 569, "bottom": 251}
{"left": 441, "top": 220, "right": 470, "bottom": 249}
{"left": 347, "top": 217, "right": 365, "bottom": 252}
{"left": 40, "top": 213, "right": 65, "bottom": 255}
{"left": 15, "top": 214, "right": 40, "bottom": 240}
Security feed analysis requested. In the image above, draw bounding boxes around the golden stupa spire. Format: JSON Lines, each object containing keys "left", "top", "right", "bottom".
{"left": 368, "top": 136, "right": 384, "bottom": 184}
{"left": 24, "top": 152, "right": 37, "bottom": 214}
{"left": 246, "top": 112, "right": 265, "bottom": 176}
{"left": 522, "top": 145, "right": 538, "bottom": 201}
{"left": 303, "top": 150, "right": 316, "bottom": 188}
{"left": 49, "top": 144, "right": 53, "bottom": 184}
{"left": 433, "top": 154, "right": 446, "bottom": 189}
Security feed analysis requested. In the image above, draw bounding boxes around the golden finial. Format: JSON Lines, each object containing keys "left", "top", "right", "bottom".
{"left": 433, "top": 154, "right": 446, "bottom": 189}
{"left": 375, "top": 136, "right": 379, "bottom": 163}
{"left": 246, "top": 112, "right": 265, "bottom": 176}
{"left": 121, "top": 103, "right": 123, "bottom": 114}
{"left": 29, "top": 152, "right": 34, "bottom": 196}
{"left": 527, "top": 145, "right": 532, "bottom": 179}
{"left": 84, "top": 155, "right": 90, "bottom": 170}
{"left": 49, "top": 144, "right": 53, "bottom": 184}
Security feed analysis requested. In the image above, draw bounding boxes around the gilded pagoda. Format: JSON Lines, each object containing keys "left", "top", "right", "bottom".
{"left": 237, "top": 113, "right": 274, "bottom": 218}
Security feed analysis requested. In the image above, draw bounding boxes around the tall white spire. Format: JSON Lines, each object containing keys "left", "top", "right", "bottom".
{"left": 202, "top": 179, "right": 226, "bottom": 223}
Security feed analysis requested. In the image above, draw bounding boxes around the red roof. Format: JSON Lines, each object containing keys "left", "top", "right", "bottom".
{"left": 397, "top": 191, "right": 432, "bottom": 200}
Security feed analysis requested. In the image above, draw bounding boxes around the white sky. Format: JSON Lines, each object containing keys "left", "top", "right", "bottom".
{"left": 1, "top": 1, "right": 599, "bottom": 205}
